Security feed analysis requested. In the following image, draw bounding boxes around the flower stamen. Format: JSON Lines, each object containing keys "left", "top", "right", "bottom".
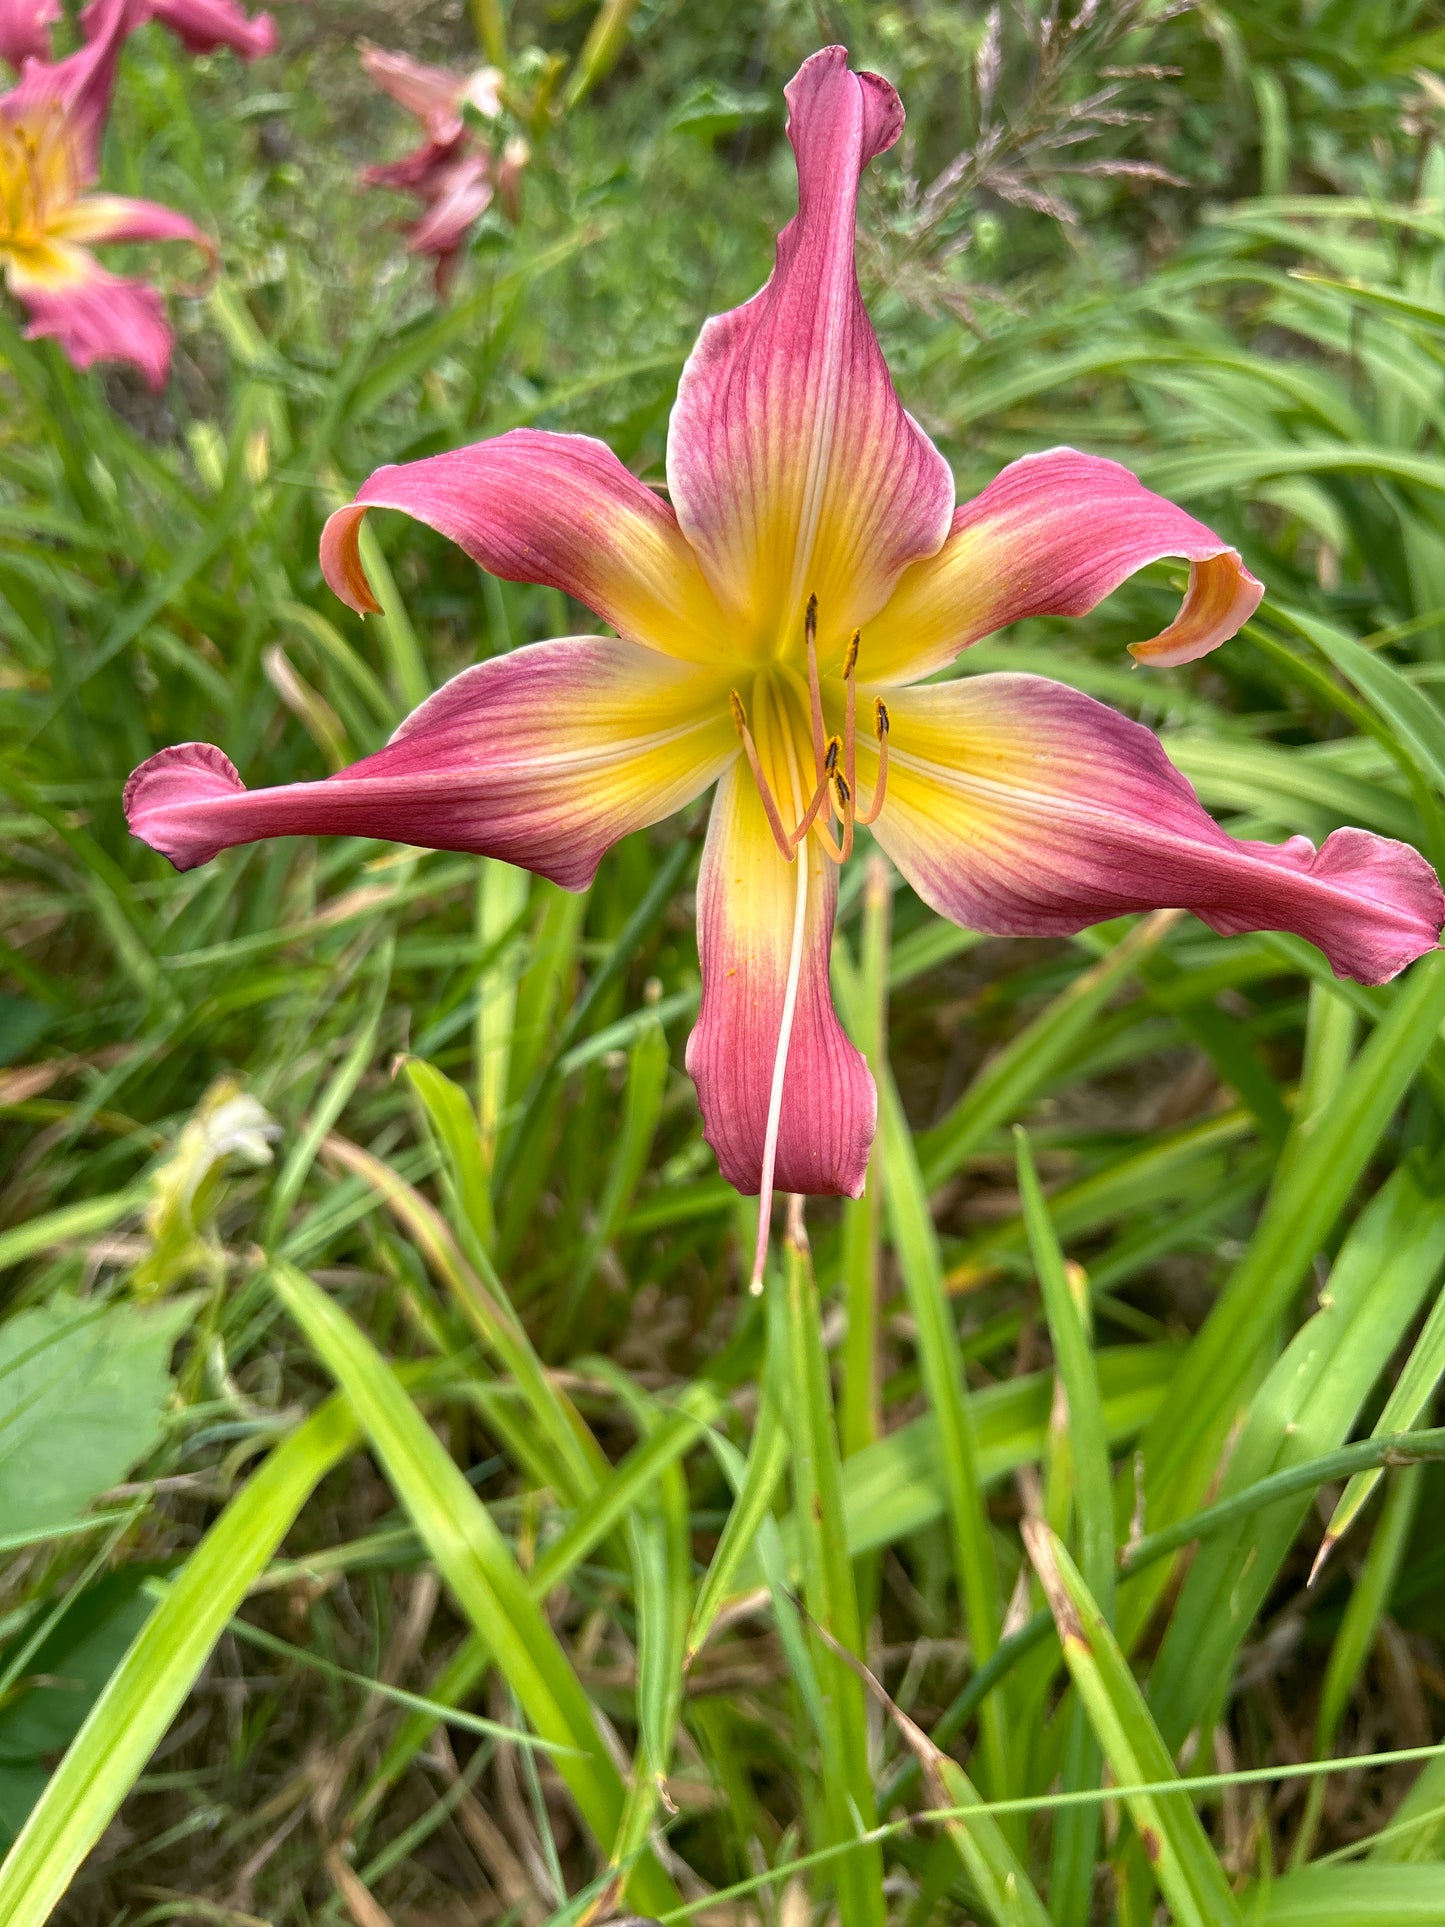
{"left": 856, "top": 697, "right": 890, "bottom": 827}
{"left": 804, "top": 591, "right": 826, "bottom": 780}
{"left": 730, "top": 688, "right": 798, "bottom": 860}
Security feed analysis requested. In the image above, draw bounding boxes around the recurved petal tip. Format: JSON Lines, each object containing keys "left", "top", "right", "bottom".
{"left": 319, "top": 502, "right": 382, "bottom": 615}
{"left": 125, "top": 741, "right": 245, "bottom": 871}
{"left": 1128, "top": 548, "right": 1265, "bottom": 669}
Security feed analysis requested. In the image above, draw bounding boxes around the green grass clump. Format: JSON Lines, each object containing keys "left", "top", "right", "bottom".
{"left": 6, "top": 1, "right": 1445, "bottom": 1920}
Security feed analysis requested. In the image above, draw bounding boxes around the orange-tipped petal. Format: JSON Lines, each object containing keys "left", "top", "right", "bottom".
{"left": 867, "top": 673, "right": 1443, "bottom": 986}
{"left": 319, "top": 428, "right": 728, "bottom": 661}
{"left": 665, "top": 46, "right": 954, "bottom": 663}
{"left": 865, "top": 448, "right": 1264, "bottom": 686}
{"left": 126, "top": 637, "right": 736, "bottom": 885}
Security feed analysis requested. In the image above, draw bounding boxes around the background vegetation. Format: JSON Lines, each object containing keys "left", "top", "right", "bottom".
{"left": 7, "top": 0, "right": 1445, "bottom": 1920}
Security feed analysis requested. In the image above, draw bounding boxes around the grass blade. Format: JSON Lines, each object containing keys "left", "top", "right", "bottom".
{"left": 267, "top": 1260, "right": 677, "bottom": 1913}
{"left": 781, "top": 1205, "right": 885, "bottom": 1927}
{"left": 0, "top": 1399, "right": 359, "bottom": 1927}
{"left": 1025, "top": 1521, "right": 1244, "bottom": 1927}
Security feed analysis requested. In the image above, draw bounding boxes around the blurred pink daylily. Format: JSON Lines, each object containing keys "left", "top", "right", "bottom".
{"left": 359, "top": 41, "right": 524, "bottom": 294}
{"left": 126, "top": 48, "right": 1445, "bottom": 1265}
{"left": 4, "top": 0, "right": 276, "bottom": 71}
{"left": 0, "top": 0, "right": 214, "bottom": 384}
{"left": 0, "top": 0, "right": 59, "bottom": 71}
{"left": 131, "top": 0, "right": 278, "bottom": 61}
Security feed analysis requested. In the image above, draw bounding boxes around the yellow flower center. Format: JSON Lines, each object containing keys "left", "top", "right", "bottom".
{"left": 0, "top": 106, "right": 78, "bottom": 265}
{"left": 729, "top": 596, "right": 889, "bottom": 865}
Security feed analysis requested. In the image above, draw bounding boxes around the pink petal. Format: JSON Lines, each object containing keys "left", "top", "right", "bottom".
{"left": 53, "top": 189, "right": 213, "bottom": 256}
{"left": 403, "top": 146, "right": 493, "bottom": 260}
{"left": 145, "top": 0, "right": 276, "bottom": 57}
{"left": 361, "top": 43, "right": 460, "bottom": 140}
{"left": 685, "top": 762, "right": 876, "bottom": 1199}
{"left": 864, "top": 448, "right": 1264, "bottom": 686}
{"left": 320, "top": 428, "right": 729, "bottom": 664}
{"left": 0, "top": 0, "right": 59, "bottom": 71}
{"left": 10, "top": 251, "right": 175, "bottom": 387}
{"left": 126, "top": 637, "right": 737, "bottom": 885}
{"left": 868, "top": 674, "right": 1443, "bottom": 986}
{"left": 14, "top": 0, "right": 132, "bottom": 179}
{"left": 664, "top": 45, "right": 953, "bottom": 663}
{"left": 361, "top": 136, "right": 456, "bottom": 195}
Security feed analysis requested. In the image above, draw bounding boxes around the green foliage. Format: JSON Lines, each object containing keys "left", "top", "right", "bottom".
{"left": 6, "top": 0, "right": 1445, "bottom": 1920}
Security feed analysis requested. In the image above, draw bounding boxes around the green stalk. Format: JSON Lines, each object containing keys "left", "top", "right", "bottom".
{"left": 781, "top": 1202, "right": 886, "bottom": 1927}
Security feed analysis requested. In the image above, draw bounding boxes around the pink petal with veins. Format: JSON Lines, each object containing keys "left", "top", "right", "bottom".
{"left": 126, "top": 636, "right": 737, "bottom": 885}
{"left": 866, "top": 448, "right": 1264, "bottom": 685}
{"left": 320, "top": 427, "right": 728, "bottom": 663}
{"left": 665, "top": 45, "right": 954, "bottom": 662}
{"left": 686, "top": 759, "right": 875, "bottom": 1197}
{"left": 868, "top": 673, "right": 1444, "bottom": 985}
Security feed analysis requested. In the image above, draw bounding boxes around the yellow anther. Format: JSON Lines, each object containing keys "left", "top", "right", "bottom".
{"left": 874, "top": 697, "right": 889, "bottom": 738}
{"left": 729, "top": 689, "right": 747, "bottom": 736}
{"left": 842, "top": 629, "right": 860, "bottom": 680}
{"left": 824, "top": 733, "right": 841, "bottom": 774}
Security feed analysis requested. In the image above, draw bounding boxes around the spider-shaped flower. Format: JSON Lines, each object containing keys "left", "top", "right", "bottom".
{"left": 126, "top": 49, "right": 1445, "bottom": 1271}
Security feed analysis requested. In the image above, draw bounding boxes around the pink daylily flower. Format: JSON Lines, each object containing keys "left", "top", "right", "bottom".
{"left": 358, "top": 41, "right": 516, "bottom": 294}
{"left": 0, "top": 0, "right": 215, "bottom": 386}
{"left": 125, "top": 49, "right": 1445, "bottom": 1273}
{"left": 0, "top": 0, "right": 59, "bottom": 71}
{"left": 134, "top": 0, "right": 278, "bottom": 61}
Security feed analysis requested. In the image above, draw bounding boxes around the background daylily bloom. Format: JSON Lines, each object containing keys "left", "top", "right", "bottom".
{"left": 0, "top": 0, "right": 215, "bottom": 385}
{"left": 0, "top": 0, "right": 58, "bottom": 71}
{"left": 126, "top": 47, "right": 1445, "bottom": 1276}
{"left": 358, "top": 41, "right": 517, "bottom": 294}
{"left": 131, "top": 0, "right": 278, "bottom": 61}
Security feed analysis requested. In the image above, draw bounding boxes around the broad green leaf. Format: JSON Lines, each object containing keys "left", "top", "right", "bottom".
{"left": 0, "top": 1573, "right": 152, "bottom": 1847}
{"left": 1257, "top": 1864, "right": 1445, "bottom": 1923}
{"left": 0, "top": 1295, "right": 196, "bottom": 1538}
